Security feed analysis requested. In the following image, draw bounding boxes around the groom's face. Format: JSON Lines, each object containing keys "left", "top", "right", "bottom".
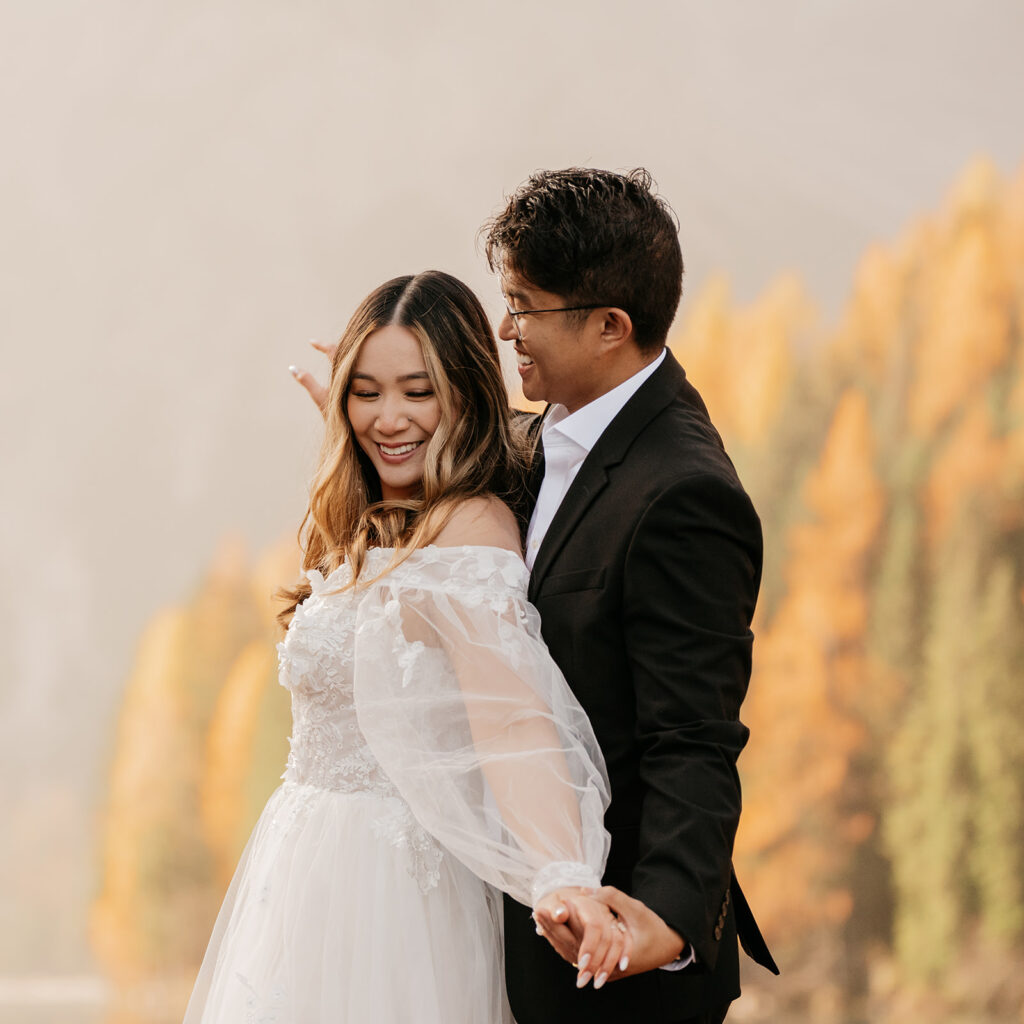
{"left": 498, "top": 273, "right": 603, "bottom": 413}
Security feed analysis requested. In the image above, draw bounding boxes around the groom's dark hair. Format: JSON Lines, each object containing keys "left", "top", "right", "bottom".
{"left": 483, "top": 168, "right": 683, "bottom": 352}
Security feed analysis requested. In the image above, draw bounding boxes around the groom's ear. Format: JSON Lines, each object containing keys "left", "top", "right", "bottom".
{"left": 594, "top": 307, "right": 635, "bottom": 354}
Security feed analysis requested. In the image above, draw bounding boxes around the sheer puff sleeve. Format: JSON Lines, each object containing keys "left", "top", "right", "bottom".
{"left": 352, "top": 545, "right": 610, "bottom": 908}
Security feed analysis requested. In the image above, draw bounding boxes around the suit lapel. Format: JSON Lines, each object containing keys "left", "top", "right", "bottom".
{"left": 527, "top": 351, "right": 687, "bottom": 600}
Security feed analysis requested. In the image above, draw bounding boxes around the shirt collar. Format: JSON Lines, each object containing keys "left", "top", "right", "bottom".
{"left": 542, "top": 348, "right": 666, "bottom": 455}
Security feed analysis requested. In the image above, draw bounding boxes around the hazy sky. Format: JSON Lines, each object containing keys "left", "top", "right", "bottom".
{"left": 1, "top": 0, "right": 1022, "bottom": 970}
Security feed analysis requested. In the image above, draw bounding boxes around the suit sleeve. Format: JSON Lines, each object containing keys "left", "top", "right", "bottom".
{"left": 622, "top": 471, "right": 761, "bottom": 968}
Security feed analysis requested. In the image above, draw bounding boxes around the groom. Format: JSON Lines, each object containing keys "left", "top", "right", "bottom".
{"left": 484, "top": 168, "right": 776, "bottom": 1024}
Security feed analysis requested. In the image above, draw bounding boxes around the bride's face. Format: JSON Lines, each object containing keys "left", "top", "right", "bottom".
{"left": 346, "top": 324, "right": 442, "bottom": 501}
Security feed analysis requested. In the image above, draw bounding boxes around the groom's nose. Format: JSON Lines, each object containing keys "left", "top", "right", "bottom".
{"left": 497, "top": 309, "right": 518, "bottom": 342}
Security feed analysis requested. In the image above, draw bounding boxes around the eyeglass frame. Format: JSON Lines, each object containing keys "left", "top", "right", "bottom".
{"left": 502, "top": 299, "right": 610, "bottom": 342}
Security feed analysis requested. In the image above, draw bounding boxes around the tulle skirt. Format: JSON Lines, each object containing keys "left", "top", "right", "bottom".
{"left": 183, "top": 782, "right": 512, "bottom": 1023}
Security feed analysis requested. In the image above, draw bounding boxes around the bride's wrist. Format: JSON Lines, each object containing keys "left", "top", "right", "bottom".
{"left": 530, "top": 862, "right": 601, "bottom": 907}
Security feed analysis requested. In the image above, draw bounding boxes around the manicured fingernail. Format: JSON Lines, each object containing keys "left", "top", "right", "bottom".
{"left": 576, "top": 971, "right": 592, "bottom": 989}
{"left": 289, "top": 365, "right": 299, "bottom": 376}
{"left": 594, "top": 971, "right": 608, "bottom": 989}
{"left": 578, "top": 953, "right": 591, "bottom": 970}
{"left": 619, "top": 955, "right": 629, "bottom": 971}
{"left": 535, "top": 925, "right": 544, "bottom": 935}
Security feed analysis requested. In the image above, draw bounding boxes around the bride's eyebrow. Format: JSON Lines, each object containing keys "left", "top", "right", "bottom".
{"left": 350, "top": 371, "right": 431, "bottom": 382}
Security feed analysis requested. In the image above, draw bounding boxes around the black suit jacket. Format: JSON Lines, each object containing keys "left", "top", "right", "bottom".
{"left": 504, "top": 351, "right": 777, "bottom": 1024}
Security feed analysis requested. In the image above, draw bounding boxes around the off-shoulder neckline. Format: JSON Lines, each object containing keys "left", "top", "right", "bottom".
{"left": 367, "top": 543, "right": 524, "bottom": 559}
{"left": 306, "top": 543, "right": 527, "bottom": 589}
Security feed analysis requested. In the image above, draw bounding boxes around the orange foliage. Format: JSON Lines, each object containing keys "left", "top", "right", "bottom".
{"left": 737, "top": 391, "right": 884, "bottom": 940}
{"left": 834, "top": 230, "right": 921, "bottom": 383}
{"left": 670, "top": 274, "right": 809, "bottom": 442}
{"left": 200, "top": 642, "right": 279, "bottom": 886}
{"left": 251, "top": 537, "right": 303, "bottom": 628}
{"left": 91, "top": 610, "right": 194, "bottom": 982}
{"left": 909, "top": 160, "right": 1013, "bottom": 436}
{"left": 92, "top": 540, "right": 291, "bottom": 981}
{"left": 923, "top": 398, "right": 1007, "bottom": 548}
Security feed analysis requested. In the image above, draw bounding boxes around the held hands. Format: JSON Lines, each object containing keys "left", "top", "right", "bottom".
{"left": 289, "top": 338, "right": 337, "bottom": 414}
{"left": 532, "top": 888, "right": 632, "bottom": 990}
{"left": 534, "top": 886, "right": 688, "bottom": 986}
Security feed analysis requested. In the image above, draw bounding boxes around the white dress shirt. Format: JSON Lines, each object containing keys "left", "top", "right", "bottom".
{"left": 525, "top": 349, "right": 666, "bottom": 570}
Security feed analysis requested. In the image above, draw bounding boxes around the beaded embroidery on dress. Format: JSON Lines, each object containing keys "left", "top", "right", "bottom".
{"left": 182, "top": 545, "right": 609, "bottom": 1024}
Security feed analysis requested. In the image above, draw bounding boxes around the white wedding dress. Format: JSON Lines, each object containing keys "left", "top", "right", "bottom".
{"left": 183, "top": 544, "right": 610, "bottom": 1024}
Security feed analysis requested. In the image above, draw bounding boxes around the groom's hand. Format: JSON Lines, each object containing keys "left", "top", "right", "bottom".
{"left": 533, "top": 888, "right": 632, "bottom": 989}
{"left": 289, "top": 338, "right": 337, "bottom": 414}
{"left": 556, "top": 886, "right": 688, "bottom": 981}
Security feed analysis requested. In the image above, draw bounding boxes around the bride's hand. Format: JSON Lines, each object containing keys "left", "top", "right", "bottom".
{"left": 533, "top": 888, "right": 632, "bottom": 990}
{"left": 289, "top": 338, "right": 337, "bottom": 415}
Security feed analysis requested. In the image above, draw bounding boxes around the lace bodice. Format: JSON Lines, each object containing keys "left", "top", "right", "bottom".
{"left": 277, "top": 545, "right": 531, "bottom": 797}
{"left": 278, "top": 549, "right": 383, "bottom": 796}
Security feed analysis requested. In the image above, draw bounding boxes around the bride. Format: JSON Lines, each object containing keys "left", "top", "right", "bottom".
{"left": 183, "top": 271, "right": 627, "bottom": 1023}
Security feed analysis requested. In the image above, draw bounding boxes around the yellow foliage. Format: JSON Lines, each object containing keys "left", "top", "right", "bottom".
{"left": 251, "top": 536, "right": 303, "bottom": 630}
{"left": 670, "top": 274, "right": 808, "bottom": 442}
{"left": 200, "top": 641, "right": 279, "bottom": 886}
{"left": 92, "top": 540, "right": 281, "bottom": 980}
{"left": 791, "top": 390, "right": 885, "bottom": 648}
{"left": 737, "top": 390, "right": 883, "bottom": 941}
{"left": 909, "top": 160, "right": 1012, "bottom": 435}
{"left": 923, "top": 399, "right": 1007, "bottom": 548}
{"left": 834, "top": 229, "right": 921, "bottom": 383}
{"left": 91, "top": 609, "right": 190, "bottom": 981}
{"left": 1005, "top": 312, "right": 1024, "bottom": 485}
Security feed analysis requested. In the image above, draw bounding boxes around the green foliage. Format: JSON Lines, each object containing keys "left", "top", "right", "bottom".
{"left": 884, "top": 522, "right": 978, "bottom": 977}
{"left": 963, "top": 557, "right": 1024, "bottom": 941}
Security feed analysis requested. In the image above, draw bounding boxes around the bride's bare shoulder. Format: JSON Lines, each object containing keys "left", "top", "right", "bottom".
{"left": 431, "top": 496, "right": 522, "bottom": 555}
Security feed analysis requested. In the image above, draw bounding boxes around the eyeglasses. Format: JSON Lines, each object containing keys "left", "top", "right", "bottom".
{"left": 503, "top": 300, "right": 607, "bottom": 342}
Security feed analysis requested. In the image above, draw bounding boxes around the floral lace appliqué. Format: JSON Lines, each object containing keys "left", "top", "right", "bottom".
{"left": 276, "top": 552, "right": 397, "bottom": 797}
{"left": 236, "top": 971, "right": 287, "bottom": 1024}
{"left": 371, "top": 799, "right": 444, "bottom": 894}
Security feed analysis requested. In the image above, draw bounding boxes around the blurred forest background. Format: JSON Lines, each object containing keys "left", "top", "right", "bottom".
{"left": 2, "top": 2, "right": 1022, "bottom": 1023}
{"left": 93, "top": 158, "right": 1024, "bottom": 1023}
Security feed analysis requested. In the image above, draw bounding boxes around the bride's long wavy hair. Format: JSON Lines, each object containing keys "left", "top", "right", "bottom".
{"left": 278, "top": 271, "right": 525, "bottom": 626}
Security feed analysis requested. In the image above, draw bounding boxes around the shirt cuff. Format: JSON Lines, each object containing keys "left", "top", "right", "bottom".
{"left": 658, "top": 945, "right": 696, "bottom": 971}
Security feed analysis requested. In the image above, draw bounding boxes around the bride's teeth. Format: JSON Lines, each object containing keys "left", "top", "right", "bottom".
{"left": 517, "top": 353, "right": 534, "bottom": 366}
{"left": 379, "top": 442, "right": 421, "bottom": 456}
